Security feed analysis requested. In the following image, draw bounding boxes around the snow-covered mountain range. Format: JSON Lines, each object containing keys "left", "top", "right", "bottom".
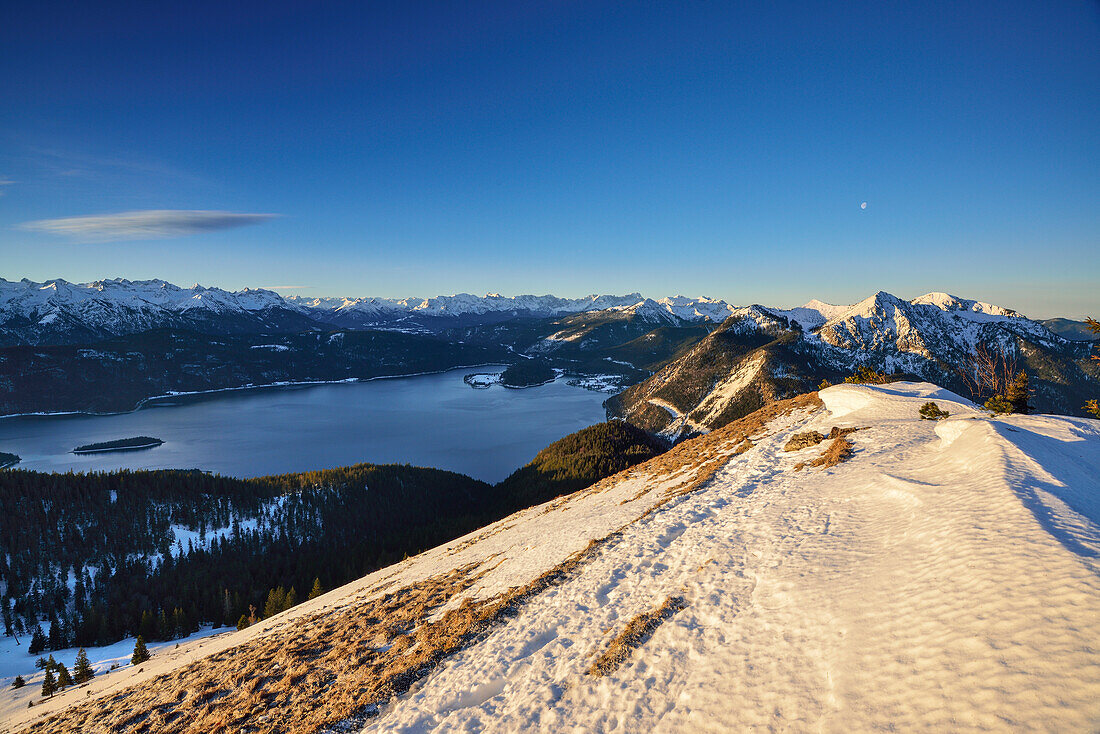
{"left": 11, "top": 383, "right": 1100, "bottom": 732}
{"left": 608, "top": 291, "right": 1098, "bottom": 434}
{"left": 0, "top": 278, "right": 314, "bottom": 346}
{"left": 0, "top": 276, "right": 1072, "bottom": 346}
{"left": 1, "top": 277, "right": 739, "bottom": 344}
{"left": 3, "top": 276, "right": 1095, "bottom": 420}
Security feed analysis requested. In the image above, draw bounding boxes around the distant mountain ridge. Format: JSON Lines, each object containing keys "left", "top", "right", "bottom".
{"left": 609, "top": 290, "right": 1098, "bottom": 436}
{"left": 1041, "top": 317, "right": 1100, "bottom": 342}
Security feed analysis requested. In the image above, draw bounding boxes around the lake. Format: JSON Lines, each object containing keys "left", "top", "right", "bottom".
{"left": 0, "top": 368, "right": 611, "bottom": 483}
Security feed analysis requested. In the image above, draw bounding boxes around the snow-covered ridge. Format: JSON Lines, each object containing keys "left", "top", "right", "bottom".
{"left": 13, "top": 383, "right": 1100, "bottom": 732}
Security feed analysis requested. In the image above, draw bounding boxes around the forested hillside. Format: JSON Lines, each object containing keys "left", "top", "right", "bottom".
{"left": 0, "top": 421, "right": 666, "bottom": 652}
{"left": 0, "top": 465, "right": 493, "bottom": 649}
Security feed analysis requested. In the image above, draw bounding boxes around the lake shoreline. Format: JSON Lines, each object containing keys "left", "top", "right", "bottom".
{"left": 0, "top": 366, "right": 610, "bottom": 483}
{"left": 0, "top": 364, "right": 507, "bottom": 421}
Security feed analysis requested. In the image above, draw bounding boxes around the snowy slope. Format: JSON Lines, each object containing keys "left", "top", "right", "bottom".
{"left": 351, "top": 385, "right": 1100, "bottom": 732}
{"left": 13, "top": 384, "right": 1100, "bottom": 733}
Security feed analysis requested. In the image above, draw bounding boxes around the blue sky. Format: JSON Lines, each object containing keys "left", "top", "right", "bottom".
{"left": 1, "top": 1, "right": 1097, "bottom": 317}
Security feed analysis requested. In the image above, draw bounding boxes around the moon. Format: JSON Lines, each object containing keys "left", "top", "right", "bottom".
{"left": 860, "top": 201, "right": 867, "bottom": 210}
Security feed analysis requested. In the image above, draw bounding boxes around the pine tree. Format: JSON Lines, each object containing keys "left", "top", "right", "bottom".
{"left": 919, "top": 402, "right": 950, "bottom": 420}
{"left": 984, "top": 394, "right": 1013, "bottom": 415}
{"left": 73, "top": 648, "right": 94, "bottom": 683}
{"left": 263, "top": 587, "right": 287, "bottom": 619}
{"left": 47, "top": 612, "right": 64, "bottom": 650}
{"left": 170, "top": 607, "right": 185, "bottom": 639}
{"left": 1005, "top": 370, "right": 1030, "bottom": 414}
{"left": 28, "top": 624, "right": 45, "bottom": 655}
{"left": 307, "top": 577, "right": 324, "bottom": 600}
{"left": 55, "top": 663, "right": 74, "bottom": 689}
{"left": 11, "top": 675, "right": 25, "bottom": 689}
{"left": 138, "top": 609, "right": 156, "bottom": 641}
{"left": 1086, "top": 318, "right": 1100, "bottom": 418}
{"left": 131, "top": 635, "right": 150, "bottom": 665}
{"left": 41, "top": 667, "right": 56, "bottom": 698}
{"left": 285, "top": 587, "right": 298, "bottom": 610}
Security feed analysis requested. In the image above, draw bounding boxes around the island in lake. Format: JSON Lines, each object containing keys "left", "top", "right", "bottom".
{"left": 464, "top": 360, "right": 559, "bottom": 390}
{"left": 500, "top": 359, "right": 558, "bottom": 388}
{"left": 73, "top": 436, "right": 164, "bottom": 454}
{"left": 0, "top": 451, "right": 19, "bottom": 468}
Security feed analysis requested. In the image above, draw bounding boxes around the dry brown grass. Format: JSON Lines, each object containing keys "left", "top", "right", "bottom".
{"left": 826, "top": 426, "right": 864, "bottom": 440}
{"left": 23, "top": 523, "right": 636, "bottom": 734}
{"left": 22, "top": 564, "right": 487, "bottom": 734}
{"left": 813, "top": 436, "right": 854, "bottom": 468}
{"left": 795, "top": 436, "right": 855, "bottom": 472}
{"left": 783, "top": 430, "right": 825, "bottom": 452}
{"left": 586, "top": 594, "right": 688, "bottom": 677}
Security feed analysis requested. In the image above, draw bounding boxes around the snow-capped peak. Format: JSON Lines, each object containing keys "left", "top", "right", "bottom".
{"left": 910, "top": 292, "right": 1019, "bottom": 320}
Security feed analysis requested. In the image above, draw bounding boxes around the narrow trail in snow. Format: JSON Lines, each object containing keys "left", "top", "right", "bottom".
{"left": 364, "top": 385, "right": 1100, "bottom": 733}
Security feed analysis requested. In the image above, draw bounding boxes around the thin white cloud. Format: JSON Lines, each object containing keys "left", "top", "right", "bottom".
{"left": 0, "top": 177, "right": 14, "bottom": 195}
{"left": 20, "top": 209, "right": 277, "bottom": 241}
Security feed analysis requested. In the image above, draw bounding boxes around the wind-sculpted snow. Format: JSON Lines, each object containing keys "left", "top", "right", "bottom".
{"left": 12, "top": 385, "right": 1100, "bottom": 733}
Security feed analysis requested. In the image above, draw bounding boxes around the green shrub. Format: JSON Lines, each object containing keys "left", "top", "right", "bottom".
{"left": 984, "top": 395, "right": 1013, "bottom": 415}
{"left": 844, "top": 365, "right": 889, "bottom": 385}
{"left": 919, "top": 402, "right": 949, "bottom": 420}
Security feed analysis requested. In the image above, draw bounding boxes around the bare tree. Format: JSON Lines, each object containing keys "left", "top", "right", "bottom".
{"left": 1086, "top": 318, "right": 1100, "bottom": 418}
{"left": 956, "top": 342, "right": 1019, "bottom": 400}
